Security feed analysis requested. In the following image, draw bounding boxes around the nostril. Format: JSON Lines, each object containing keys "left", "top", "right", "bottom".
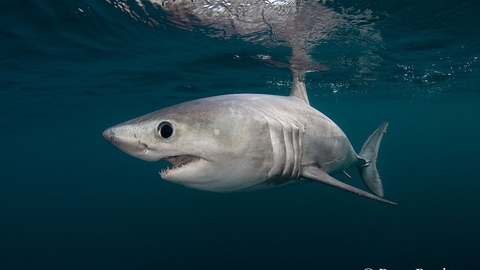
{"left": 139, "top": 142, "right": 149, "bottom": 153}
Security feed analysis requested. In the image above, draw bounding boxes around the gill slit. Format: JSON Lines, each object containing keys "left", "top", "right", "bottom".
{"left": 267, "top": 117, "right": 304, "bottom": 180}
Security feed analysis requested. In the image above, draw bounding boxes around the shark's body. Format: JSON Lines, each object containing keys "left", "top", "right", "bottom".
{"left": 103, "top": 79, "right": 395, "bottom": 205}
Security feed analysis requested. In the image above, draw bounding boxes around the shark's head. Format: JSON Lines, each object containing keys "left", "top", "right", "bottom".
{"left": 102, "top": 97, "right": 273, "bottom": 192}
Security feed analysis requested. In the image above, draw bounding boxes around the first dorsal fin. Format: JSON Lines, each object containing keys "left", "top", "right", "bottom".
{"left": 290, "top": 76, "right": 310, "bottom": 105}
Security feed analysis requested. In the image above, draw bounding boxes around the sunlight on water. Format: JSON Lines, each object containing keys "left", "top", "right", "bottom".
{"left": 106, "top": 0, "right": 385, "bottom": 80}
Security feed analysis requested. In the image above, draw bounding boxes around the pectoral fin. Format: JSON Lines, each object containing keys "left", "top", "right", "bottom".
{"left": 302, "top": 166, "right": 397, "bottom": 205}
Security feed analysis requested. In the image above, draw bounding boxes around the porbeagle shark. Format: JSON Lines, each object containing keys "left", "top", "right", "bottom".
{"left": 103, "top": 76, "right": 396, "bottom": 205}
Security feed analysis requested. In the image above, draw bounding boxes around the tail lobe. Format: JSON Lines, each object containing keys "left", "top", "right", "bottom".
{"left": 357, "top": 122, "right": 389, "bottom": 197}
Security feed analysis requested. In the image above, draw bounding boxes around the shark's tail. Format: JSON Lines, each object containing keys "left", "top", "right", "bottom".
{"left": 357, "top": 122, "right": 389, "bottom": 197}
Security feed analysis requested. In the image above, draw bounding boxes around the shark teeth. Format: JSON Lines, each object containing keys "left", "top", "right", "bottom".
{"left": 166, "top": 155, "right": 199, "bottom": 167}
{"left": 159, "top": 155, "right": 200, "bottom": 177}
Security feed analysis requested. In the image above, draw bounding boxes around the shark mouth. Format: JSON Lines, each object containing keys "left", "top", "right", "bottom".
{"left": 160, "top": 155, "right": 201, "bottom": 177}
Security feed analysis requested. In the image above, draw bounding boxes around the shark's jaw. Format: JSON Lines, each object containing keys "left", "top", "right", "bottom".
{"left": 159, "top": 155, "right": 204, "bottom": 180}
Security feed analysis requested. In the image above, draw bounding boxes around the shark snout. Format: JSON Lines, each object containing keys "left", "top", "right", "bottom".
{"left": 102, "top": 128, "right": 116, "bottom": 143}
{"left": 102, "top": 127, "right": 127, "bottom": 149}
{"left": 102, "top": 126, "right": 159, "bottom": 162}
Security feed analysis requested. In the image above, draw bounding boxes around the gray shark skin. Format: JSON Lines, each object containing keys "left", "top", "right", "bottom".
{"left": 103, "top": 78, "right": 396, "bottom": 205}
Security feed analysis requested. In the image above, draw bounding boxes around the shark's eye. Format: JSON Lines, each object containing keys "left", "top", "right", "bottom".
{"left": 158, "top": 121, "right": 173, "bottom": 139}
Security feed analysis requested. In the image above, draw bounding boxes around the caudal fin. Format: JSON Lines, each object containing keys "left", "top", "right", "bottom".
{"left": 357, "top": 122, "right": 389, "bottom": 197}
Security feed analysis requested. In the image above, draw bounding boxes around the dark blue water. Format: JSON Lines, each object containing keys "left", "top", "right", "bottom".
{"left": 1, "top": 0, "right": 479, "bottom": 269}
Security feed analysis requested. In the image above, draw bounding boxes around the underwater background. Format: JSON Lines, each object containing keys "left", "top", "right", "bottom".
{"left": 1, "top": 0, "right": 479, "bottom": 269}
